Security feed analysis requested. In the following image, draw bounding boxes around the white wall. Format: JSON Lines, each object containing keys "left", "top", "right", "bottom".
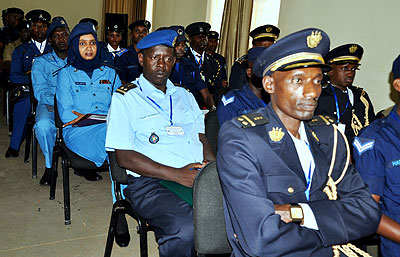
{"left": 279, "top": 0, "right": 400, "bottom": 111}
{"left": 152, "top": 0, "right": 208, "bottom": 29}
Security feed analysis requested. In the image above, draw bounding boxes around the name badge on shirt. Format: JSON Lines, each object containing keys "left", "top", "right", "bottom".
{"left": 337, "top": 123, "right": 346, "bottom": 134}
{"left": 166, "top": 126, "right": 184, "bottom": 135}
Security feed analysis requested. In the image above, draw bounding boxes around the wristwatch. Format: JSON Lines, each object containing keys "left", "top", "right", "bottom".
{"left": 289, "top": 204, "right": 304, "bottom": 224}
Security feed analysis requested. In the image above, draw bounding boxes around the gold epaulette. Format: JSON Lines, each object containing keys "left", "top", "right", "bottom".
{"left": 234, "top": 113, "right": 269, "bottom": 128}
{"left": 235, "top": 55, "right": 248, "bottom": 64}
{"left": 308, "top": 115, "right": 337, "bottom": 126}
{"left": 116, "top": 83, "right": 137, "bottom": 95}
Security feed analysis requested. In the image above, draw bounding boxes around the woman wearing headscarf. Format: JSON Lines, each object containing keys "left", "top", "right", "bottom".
{"left": 56, "top": 22, "right": 120, "bottom": 181}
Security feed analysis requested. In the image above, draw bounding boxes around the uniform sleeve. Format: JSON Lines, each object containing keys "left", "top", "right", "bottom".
{"left": 185, "top": 90, "right": 205, "bottom": 134}
{"left": 307, "top": 129, "right": 381, "bottom": 246}
{"left": 110, "top": 69, "right": 121, "bottom": 93}
{"left": 10, "top": 45, "right": 29, "bottom": 84}
{"left": 217, "top": 123, "right": 326, "bottom": 256}
{"left": 56, "top": 68, "right": 78, "bottom": 123}
{"left": 3, "top": 42, "right": 15, "bottom": 62}
{"left": 114, "top": 55, "right": 128, "bottom": 82}
{"left": 217, "top": 95, "right": 238, "bottom": 125}
{"left": 364, "top": 91, "right": 376, "bottom": 123}
{"left": 353, "top": 136, "right": 385, "bottom": 196}
{"left": 106, "top": 93, "right": 136, "bottom": 151}
{"left": 31, "top": 56, "right": 54, "bottom": 105}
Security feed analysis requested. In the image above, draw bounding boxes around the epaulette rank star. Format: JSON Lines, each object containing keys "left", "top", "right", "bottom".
{"left": 116, "top": 83, "right": 137, "bottom": 95}
{"left": 234, "top": 113, "right": 269, "bottom": 128}
{"left": 308, "top": 115, "right": 337, "bottom": 126}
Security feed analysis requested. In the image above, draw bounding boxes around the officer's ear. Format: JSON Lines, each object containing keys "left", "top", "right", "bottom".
{"left": 262, "top": 75, "right": 274, "bottom": 94}
{"left": 393, "top": 78, "right": 400, "bottom": 92}
{"left": 246, "top": 67, "right": 252, "bottom": 78}
{"left": 138, "top": 51, "right": 144, "bottom": 67}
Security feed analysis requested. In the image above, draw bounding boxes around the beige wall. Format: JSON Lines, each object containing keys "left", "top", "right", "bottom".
{"left": 279, "top": 0, "right": 400, "bottom": 112}
{"left": 1, "top": 0, "right": 104, "bottom": 38}
{"left": 152, "top": 0, "right": 208, "bottom": 30}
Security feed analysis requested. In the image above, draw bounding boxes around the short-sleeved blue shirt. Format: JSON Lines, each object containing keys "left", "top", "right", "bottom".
{"left": 106, "top": 74, "right": 205, "bottom": 176}
{"left": 31, "top": 50, "right": 68, "bottom": 106}
{"left": 354, "top": 106, "right": 400, "bottom": 257}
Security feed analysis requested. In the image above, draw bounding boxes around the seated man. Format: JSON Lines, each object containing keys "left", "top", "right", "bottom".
{"left": 217, "top": 47, "right": 270, "bottom": 125}
{"left": 217, "top": 28, "right": 380, "bottom": 256}
{"left": 31, "top": 17, "right": 69, "bottom": 185}
{"left": 105, "top": 30, "right": 215, "bottom": 257}
{"left": 314, "top": 43, "right": 375, "bottom": 145}
{"left": 353, "top": 55, "right": 400, "bottom": 257}
{"left": 114, "top": 20, "right": 150, "bottom": 84}
{"left": 168, "top": 25, "right": 215, "bottom": 110}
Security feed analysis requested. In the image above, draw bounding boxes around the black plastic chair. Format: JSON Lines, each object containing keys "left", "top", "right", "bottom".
{"left": 26, "top": 85, "right": 38, "bottom": 178}
{"left": 205, "top": 110, "right": 220, "bottom": 155}
{"left": 104, "top": 151, "right": 152, "bottom": 257}
{"left": 49, "top": 97, "right": 108, "bottom": 225}
{"left": 193, "top": 161, "right": 232, "bottom": 255}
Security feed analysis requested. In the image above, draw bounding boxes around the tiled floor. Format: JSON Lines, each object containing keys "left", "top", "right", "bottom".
{"left": 0, "top": 92, "right": 159, "bottom": 256}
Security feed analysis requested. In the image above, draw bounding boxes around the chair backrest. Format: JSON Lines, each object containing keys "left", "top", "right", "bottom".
{"left": 193, "top": 161, "right": 232, "bottom": 254}
{"left": 54, "top": 96, "right": 63, "bottom": 129}
{"left": 205, "top": 110, "right": 220, "bottom": 155}
{"left": 107, "top": 151, "right": 129, "bottom": 185}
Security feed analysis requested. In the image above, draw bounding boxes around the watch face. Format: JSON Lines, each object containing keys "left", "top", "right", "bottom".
{"left": 291, "top": 206, "right": 303, "bottom": 219}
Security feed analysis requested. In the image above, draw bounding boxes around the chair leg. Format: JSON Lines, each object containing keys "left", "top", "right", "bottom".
{"left": 31, "top": 129, "right": 38, "bottom": 179}
{"left": 62, "top": 157, "right": 71, "bottom": 225}
{"left": 49, "top": 149, "right": 58, "bottom": 200}
{"left": 104, "top": 204, "right": 120, "bottom": 257}
{"left": 138, "top": 218, "right": 149, "bottom": 257}
{"left": 24, "top": 122, "right": 32, "bottom": 163}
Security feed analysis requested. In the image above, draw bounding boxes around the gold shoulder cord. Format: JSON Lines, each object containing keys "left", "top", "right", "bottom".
{"left": 323, "top": 124, "right": 371, "bottom": 257}
{"left": 351, "top": 90, "right": 370, "bottom": 136}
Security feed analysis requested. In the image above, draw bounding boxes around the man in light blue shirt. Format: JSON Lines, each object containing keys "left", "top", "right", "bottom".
{"left": 31, "top": 17, "right": 69, "bottom": 185}
{"left": 106, "top": 29, "right": 215, "bottom": 257}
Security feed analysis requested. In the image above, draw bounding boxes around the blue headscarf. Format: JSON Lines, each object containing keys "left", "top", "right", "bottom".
{"left": 67, "top": 23, "right": 102, "bottom": 75}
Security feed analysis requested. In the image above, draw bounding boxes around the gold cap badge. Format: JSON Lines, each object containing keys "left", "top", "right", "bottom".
{"left": 349, "top": 45, "right": 358, "bottom": 53}
{"left": 266, "top": 27, "right": 272, "bottom": 32}
{"left": 269, "top": 127, "right": 285, "bottom": 142}
{"left": 307, "top": 31, "right": 322, "bottom": 49}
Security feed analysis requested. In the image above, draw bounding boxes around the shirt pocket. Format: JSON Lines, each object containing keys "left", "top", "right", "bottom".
{"left": 266, "top": 175, "right": 306, "bottom": 203}
{"left": 386, "top": 158, "right": 400, "bottom": 189}
{"left": 72, "top": 84, "right": 92, "bottom": 104}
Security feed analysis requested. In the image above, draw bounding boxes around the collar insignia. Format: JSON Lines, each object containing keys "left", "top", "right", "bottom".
{"left": 307, "top": 31, "right": 322, "bottom": 49}
{"left": 268, "top": 127, "right": 285, "bottom": 142}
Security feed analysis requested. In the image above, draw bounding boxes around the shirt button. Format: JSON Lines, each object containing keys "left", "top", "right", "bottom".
{"left": 91, "top": 82, "right": 93, "bottom": 85}
{"left": 76, "top": 89, "right": 79, "bottom": 92}
{"left": 288, "top": 187, "right": 294, "bottom": 194}
{"left": 93, "top": 93, "right": 96, "bottom": 96}
{"left": 95, "top": 106, "right": 98, "bottom": 109}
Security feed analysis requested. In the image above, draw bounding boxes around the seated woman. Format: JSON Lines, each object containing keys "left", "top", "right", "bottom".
{"left": 56, "top": 22, "right": 120, "bottom": 181}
